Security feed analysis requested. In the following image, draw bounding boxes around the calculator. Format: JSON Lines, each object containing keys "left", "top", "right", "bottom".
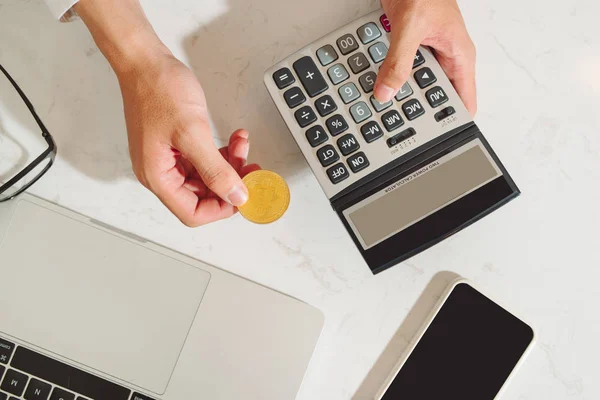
{"left": 263, "top": 9, "right": 520, "bottom": 274}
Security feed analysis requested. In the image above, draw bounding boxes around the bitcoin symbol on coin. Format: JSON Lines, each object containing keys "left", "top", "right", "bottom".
{"left": 238, "top": 170, "right": 290, "bottom": 224}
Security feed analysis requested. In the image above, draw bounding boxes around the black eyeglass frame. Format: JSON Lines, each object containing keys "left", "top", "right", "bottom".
{"left": 0, "top": 63, "right": 56, "bottom": 202}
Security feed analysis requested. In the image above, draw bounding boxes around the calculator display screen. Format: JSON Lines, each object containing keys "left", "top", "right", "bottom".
{"left": 344, "top": 140, "right": 501, "bottom": 250}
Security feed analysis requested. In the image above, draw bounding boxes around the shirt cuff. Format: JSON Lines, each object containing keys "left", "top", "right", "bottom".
{"left": 46, "top": 0, "right": 81, "bottom": 22}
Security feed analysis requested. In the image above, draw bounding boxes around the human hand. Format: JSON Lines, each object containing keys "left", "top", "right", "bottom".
{"left": 376, "top": 0, "right": 477, "bottom": 115}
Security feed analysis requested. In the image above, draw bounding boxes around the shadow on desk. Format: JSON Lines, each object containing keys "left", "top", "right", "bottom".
{"left": 352, "top": 271, "right": 461, "bottom": 399}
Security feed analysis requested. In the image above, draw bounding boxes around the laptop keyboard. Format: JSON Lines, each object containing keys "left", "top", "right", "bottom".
{"left": 0, "top": 337, "right": 155, "bottom": 400}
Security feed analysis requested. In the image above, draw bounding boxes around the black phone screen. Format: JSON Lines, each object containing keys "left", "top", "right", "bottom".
{"left": 381, "top": 283, "right": 534, "bottom": 399}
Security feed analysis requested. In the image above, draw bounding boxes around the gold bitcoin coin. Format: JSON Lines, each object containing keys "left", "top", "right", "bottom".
{"left": 238, "top": 170, "right": 290, "bottom": 224}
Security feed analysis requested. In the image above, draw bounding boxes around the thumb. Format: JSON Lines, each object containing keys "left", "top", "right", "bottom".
{"left": 176, "top": 123, "right": 249, "bottom": 207}
{"left": 374, "top": 23, "right": 425, "bottom": 103}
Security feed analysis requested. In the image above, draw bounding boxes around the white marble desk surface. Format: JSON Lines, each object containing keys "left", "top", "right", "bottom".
{"left": 0, "top": 0, "right": 598, "bottom": 398}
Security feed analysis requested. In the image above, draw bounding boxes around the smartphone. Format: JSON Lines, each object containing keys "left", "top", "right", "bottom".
{"left": 376, "top": 280, "right": 535, "bottom": 399}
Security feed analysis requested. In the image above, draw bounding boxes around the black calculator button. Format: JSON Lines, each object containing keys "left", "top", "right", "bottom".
{"left": 414, "top": 67, "right": 437, "bottom": 88}
{"left": 326, "top": 163, "right": 349, "bottom": 184}
{"left": 338, "top": 83, "right": 360, "bottom": 104}
{"left": 273, "top": 68, "right": 295, "bottom": 89}
{"left": 325, "top": 114, "right": 349, "bottom": 136}
{"left": 387, "top": 128, "right": 416, "bottom": 147}
{"left": 370, "top": 95, "right": 392, "bottom": 112}
{"left": 357, "top": 22, "right": 381, "bottom": 44}
{"left": 359, "top": 71, "right": 377, "bottom": 93}
{"left": 347, "top": 52, "right": 370, "bottom": 74}
{"left": 1, "top": 369, "right": 28, "bottom": 396}
{"left": 283, "top": 87, "right": 306, "bottom": 108}
{"left": 294, "top": 105, "right": 317, "bottom": 127}
{"left": 350, "top": 101, "right": 372, "bottom": 123}
{"left": 381, "top": 110, "right": 404, "bottom": 132}
{"left": 315, "top": 95, "right": 337, "bottom": 117}
{"left": 337, "top": 134, "right": 360, "bottom": 156}
{"left": 394, "top": 81, "right": 413, "bottom": 102}
{"left": 316, "top": 45, "right": 338, "bottom": 66}
{"left": 293, "top": 56, "right": 329, "bottom": 98}
{"left": 425, "top": 86, "right": 449, "bottom": 108}
{"left": 317, "top": 145, "right": 340, "bottom": 167}
{"left": 360, "top": 121, "right": 384, "bottom": 143}
{"left": 327, "top": 64, "right": 350, "bottom": 85}
{"left": 336, "top": 34, "right": 359, "bottom": 55}
{"left": 402, "top": 98, "right": 425, "bottom": 120}
{"left": 306, "top": 125, "right": 328, "bottom": 147}
{"left": 347, "top": 152, "right": 370, "bottom": 173}
{"left": 368, "top": 42, "right": 388, "bottom": 63}
{"left": 434, "top": 106, "right": 456, "bottom": 122}
{"left": 413, "top": 50, "right": 425, "bottom": 69}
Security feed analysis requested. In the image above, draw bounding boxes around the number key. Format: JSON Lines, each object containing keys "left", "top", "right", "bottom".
{"left": 350, "top": 101, "right": 372, "bottom": 123}
{"left": 359, "top": 71, "right": 377, "bottom": 93}
{"left": 348, "top": 52, "right": 370, "bottom": 74}
{"left": 370, "top": 95, "right": 392, "bottom": 112}
{"left": 338, "top": 82, "right": 360, "bottom": 104}
{"left": 327, "top": 64, "right": 350, "bottom": 85}
{"left": 336, "top": 34, "right": 359, "bottom": 55}
{"left": 317, "top": 145, "right": 340, "bottom": 167}
{"left": 326, "top": 163, "right": 349, "bottom": 184}
{"left": 368, "top": 42, "right": 388, "bottom": 63}
{"left": 306, "top": 125, "right": 328, "bottom": 147}
{"left": 394, "top": 81, "right": 413, "bottom": 102}
{"left": 357, "top": 22, "right": 381, "bottom": 44}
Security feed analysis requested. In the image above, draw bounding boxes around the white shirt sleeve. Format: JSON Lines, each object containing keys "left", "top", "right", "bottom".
{"left": 45, "top": 0, "right": 81, "bottom": 22}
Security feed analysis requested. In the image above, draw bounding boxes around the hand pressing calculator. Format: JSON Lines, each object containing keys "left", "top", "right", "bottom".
{"left": 264, "top": 10, "right": 520, "bottom": 274}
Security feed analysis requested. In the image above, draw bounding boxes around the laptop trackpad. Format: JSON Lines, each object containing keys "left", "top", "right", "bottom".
{"left": 0, "top": 200, "right": 210, "bottom": 395}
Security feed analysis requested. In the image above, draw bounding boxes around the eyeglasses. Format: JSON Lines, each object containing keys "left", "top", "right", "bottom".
{"left": 0, "top": 63, "right": 56, "bottom": 202}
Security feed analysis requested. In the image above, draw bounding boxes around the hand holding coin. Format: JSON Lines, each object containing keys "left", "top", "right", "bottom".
{"left": 238, "top": 170, "right": 290, "bottom": 224}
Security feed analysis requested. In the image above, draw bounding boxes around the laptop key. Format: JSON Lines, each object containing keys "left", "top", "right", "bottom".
{"left": 49, "top": 388, "right": 75, "bottom": 400}
{"left": 0, "top": 338, "right": 15, "bottom": 364}
{"left": 24, "top": 378, "right": 51, "bottom": 400}
{"left": 0, "top": 391, "right": 6, "bottom": 400}
{"left": 1, "top": 369, "right": 28, "bottom": 396}
{"left": 131, "top": 392, "right": 156, "bottom": 400}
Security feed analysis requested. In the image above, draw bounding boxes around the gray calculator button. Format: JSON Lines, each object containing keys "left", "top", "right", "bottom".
{"left": 359, "top": 71, "right": 377, "bottom": 93}
{"left": 327, "top": 64, "right": 350, "bottom": 85}
{"left": 368, "top": 42, "right": 388, "bottom": 63}
{"left": 317, "top": 144, "right": 340, "bottom": 167}
{"left": 395, "top": 81, "right": 413, "bottom": 102}
{"left": 336, "top": 34, "right": 359, "bottom": 55}
{"left": 357, "top": 22, "right": 382, "bottom": 44}
{"left": 316, "top": 45, "right": 338, "bottom": 66}
{"left": 402, "top": 98, "right": 425, "bottom": 120}
{"left": 370, "top": 95, "right": 393, "bottom": 112}
{"left": 350, "top": 101, "right": 372, "bottom": 123}
{"left": 348, "top": 52, "right": 370, "bottom": 74}
{"left": 425, "top": 86, "right": 449, "bottom": 108}
{"left": 338, "top": 83, "right": 360, "bottom": 104}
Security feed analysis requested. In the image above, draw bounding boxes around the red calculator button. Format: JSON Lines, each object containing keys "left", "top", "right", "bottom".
{"left": 380, "top": 14, "right": 391, "bottom": 32}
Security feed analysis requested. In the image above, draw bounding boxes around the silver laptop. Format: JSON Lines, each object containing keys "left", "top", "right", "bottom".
{"left": 0, "top": 194, "right": 324, "bottom": 400}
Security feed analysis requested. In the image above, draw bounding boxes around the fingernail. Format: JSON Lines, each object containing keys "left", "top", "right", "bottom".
{"left": 238, "top": 130, "right": 249, "bottom": 139}
{"left": 374, "top": 83, "right": 396, "bottom": 103}
{"left": 226, "top": 184, "right": 249, "bottom": 207}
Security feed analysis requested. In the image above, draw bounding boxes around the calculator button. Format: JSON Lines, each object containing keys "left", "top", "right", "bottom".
{"left": 359, "top": 71, "right": 377, "bottom": 93}
{"left": 402, "top": 98, "right": 425, "bottom": 120}
{"left": 360, "top": 121, "right": 384, "bottom": 143}
{"left": 294, "top": 105, "right": 317, "bottom": 127}
{"left": 381, "top": 109, "right": 404, "bottom": 132}
{"left": 273, "top": 68, "right": 295, "bottom": 89}
{"left": 368, "top": 42, "right": 388, "bottom": 63}
{"left": 380, "top": 14, "right": 391, "bottom": 32}
{"left": 317, "top": 145, "right": 340, "bottom": 167}
{"left": 283, "top": 87, "right": 306, "bottom": 108}
{"left": 347, "top": 53, "right": 370, "bottom": 74}
{"left": 413, "top": 50, "right": 425, "bottom": 69}
{"left": 357, "top": 22, "right": 382, "bottom": 44}
{"left": 326, "top": 163, "right": 349, "bottom": 184}
{"left": 336, "top": 34, "right": 359, "bottom": 55}
{"left": 326, "top": 114, "right": 349, "bottom": 136}
{"left": 306, "top": 125, "right": 328, "bottom": 147}
{"left": 387, "top": 128, "right": 416, "bottom": 147}
{"left": 370, "top": 95, "right": 393, "bottom": 112}
{"left": 347, "top": 152, "right": 370, "bottom": 173}
{"left": 293, "top": 56, "right": 329, "bottom": 98}
{"left": 394, "top": 81, "right": 413, "bottom": 102}
{"left": 338, "top": 83, "right": 360, "bottom": 104}
{"left": 350, "top": 102, "right": 372, "bottom": 123}
{"left": 425, "top": 86, "right": 449, "bottom": 108}
{"left": 327, "top": 64, "right": 350, "bottom": 85}
{"left": 315, "top": 95, "right": 337, "bottom": 116}
{"left": 316, "top": 45, "right": 339, "bottom": 66}
{"left": 434, "top": 106, "right": 456, "bottom": 122}
{"left": 414, "top": 67, "right": 437, "bottom": 88}
{"left": 337, "top": 134, "right": 360, "bottom": 156}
